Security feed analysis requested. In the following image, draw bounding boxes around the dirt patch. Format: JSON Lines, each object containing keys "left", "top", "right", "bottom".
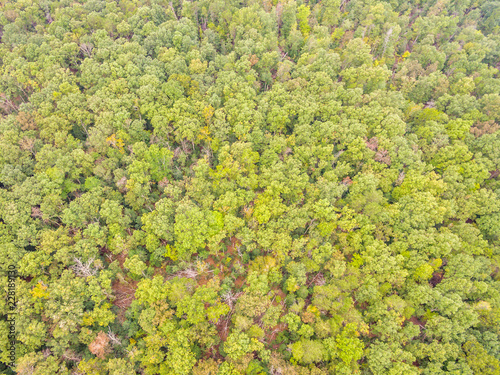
{"left": 408, "top": 315, "right": 426, "bottom": 330}
{"left": 206, "top": 254, "right": 217, "bottom": 267}
{"left": 114, "top": 251, "right": 128, "bottom": 268}
{"left": 203, "top": 346, "right": 224, "bottom": 362}
{"left": 216, "top": 315, "right": 232, "bottom": 343}
{"left": 266, "top": 322, "right": 287, "bottom": 349}
{"left": 271, "top": 287, "right": 286, "bottom": 306}
{"left": 153, "top": 265, "right": 168, "bottom": 278}
{"left": 100, "top": 247, "right": 140, "bottom": 322}
{"left": 204, "top": 237, "right": 245, "bottom": 283}
{"left": 430, "top": 271, "right": 444, "bottom": 287}
{"left": 197, "top": 275, "right": 212, "bottom": 286}
{"left": 234, "top": 275, "right": 246, "bottom": 289}
{"left": 111, "top": 278, "right": 138, "bottom": 323}
{"left": 99, "top": 246, "right": 116, "bottom": 264}
{"left": 226, "top": 237, "right": 239, "bottom": 257}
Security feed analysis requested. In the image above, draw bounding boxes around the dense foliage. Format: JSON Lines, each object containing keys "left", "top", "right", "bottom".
{"left": 1, "top": 0, "right": 500, "bottom": 374}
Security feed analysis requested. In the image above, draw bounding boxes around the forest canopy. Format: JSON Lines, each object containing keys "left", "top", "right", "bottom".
{"left": 0, "top": 0, "right": 500, "bottom": 374}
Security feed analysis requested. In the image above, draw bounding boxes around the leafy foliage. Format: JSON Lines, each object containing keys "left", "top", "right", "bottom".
{"left": 0, "top": 0, "right": 499, "bottom": 374}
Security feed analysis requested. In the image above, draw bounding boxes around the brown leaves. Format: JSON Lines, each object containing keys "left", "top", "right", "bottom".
{"left": 89, "top": 331, "right": 110, "bottom": 359}
{"left": 249, "top": 54, "right": 259, "bottom": 67}
{"left": 470, "top": 120, "right": 499, "bottom": 137}
{"left": 365, "top": 137, "right": 379, "bottom": 151}
{"left": 31, "top": 206, "right": 43, "bottom": 219}
{"left": 342, "top": 176, "right": 353, "bottom": 186}
{"left": 366, "top": 137, "right": 391, "bottom": 165}
{"left": 158, "top": 176, "right": 170, "bottom": 189}
{"left": 301, "top": 311, "right": 315, "bottom": 324}
{"left": 16, "top": 111, "right": 37, "bottom": 131}
{"left": 374, "top": 149, "right": 391, "bottom": 165}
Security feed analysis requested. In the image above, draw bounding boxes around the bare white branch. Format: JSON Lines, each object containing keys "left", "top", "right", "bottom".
{"left": 71, "top": 257, "right": 97, "bottom": 277}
